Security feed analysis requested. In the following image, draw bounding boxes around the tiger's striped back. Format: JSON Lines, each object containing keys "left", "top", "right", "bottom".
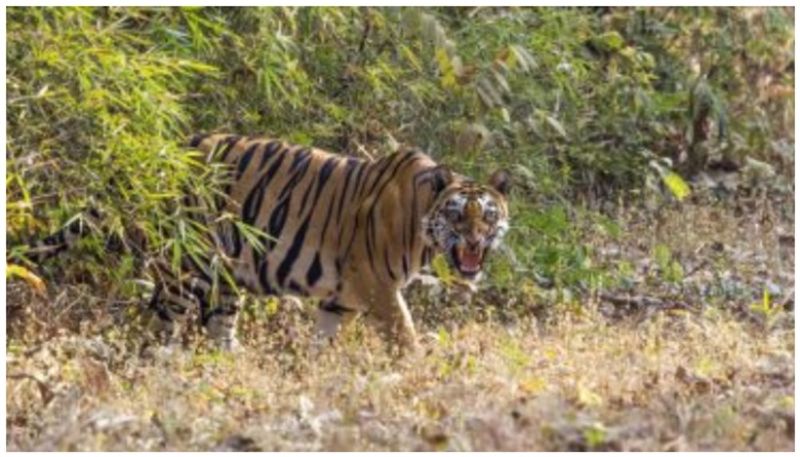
{"left": 189, "top": 133, "right": 446, "bottom": 304}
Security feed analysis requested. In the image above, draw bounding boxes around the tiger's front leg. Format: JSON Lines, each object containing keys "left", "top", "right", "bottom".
{"left": 313, "top": 290, "right": 419, "bottom": 356}
{"left": 366, "top": 290, "right": 421, "bottom": 356}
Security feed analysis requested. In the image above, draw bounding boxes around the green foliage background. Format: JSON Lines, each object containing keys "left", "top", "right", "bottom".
{"left": 6, "top": 7, "right": 795, "bottom": 307}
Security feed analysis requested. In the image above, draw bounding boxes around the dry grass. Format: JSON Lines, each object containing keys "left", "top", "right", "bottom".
{"left": 6, "top": 200, "right": 795, "bottom": 451}
{"left": 6, "top": 306, "right": 794, "bottom": 451}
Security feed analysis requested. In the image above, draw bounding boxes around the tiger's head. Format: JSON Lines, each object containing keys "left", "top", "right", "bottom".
{"left": 423, "top": 168, "right": 511, "bottom": 281}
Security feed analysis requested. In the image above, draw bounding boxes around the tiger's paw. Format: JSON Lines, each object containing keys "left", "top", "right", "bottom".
{"left": 218, "top": 337, "right": 243, "bottom": 353}
{"left": 388, "top": 337, "right": 422, "bottom": 360}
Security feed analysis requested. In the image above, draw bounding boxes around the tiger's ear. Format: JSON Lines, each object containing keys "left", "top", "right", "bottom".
{"left": 489, "top": 169, "right": 511, "bottom": 196}
{"left": 430, "top": 165, "right": 454, "bottom": 193}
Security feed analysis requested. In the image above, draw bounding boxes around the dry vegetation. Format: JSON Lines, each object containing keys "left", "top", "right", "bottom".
{"left": 7, "top": 202, "right": 794, "bottom": 451}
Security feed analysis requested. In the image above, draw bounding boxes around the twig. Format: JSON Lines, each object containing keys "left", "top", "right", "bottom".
{"left": 357, "top": 8, "right": 372, "bottom": 56}
{"left": 599, "top": 292, "right": 697, "bottom": 313}
{"left": 681, "top": 258, "right": 709, "bottom": 280}
{"left": 7, "top": 373, "right": 55, "bottom": 406}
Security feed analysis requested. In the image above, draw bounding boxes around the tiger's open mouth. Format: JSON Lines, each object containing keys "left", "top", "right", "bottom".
{"left": 450, "top": 244, "right": 484, "bottom": 279}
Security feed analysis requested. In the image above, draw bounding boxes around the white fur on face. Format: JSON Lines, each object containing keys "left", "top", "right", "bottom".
{"left": 490, "top": 218, "right": 510, "bottom": 249}
{"left": 423, "top": 190, "right": 509, "bottom": 250}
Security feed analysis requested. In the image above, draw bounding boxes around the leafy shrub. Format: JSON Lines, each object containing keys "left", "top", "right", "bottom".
{"left": 6, "top": 6, "right": 794, "bottom": 315}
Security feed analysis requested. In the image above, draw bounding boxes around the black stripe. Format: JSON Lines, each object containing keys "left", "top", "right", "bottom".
{"left": 219, "top": 135, "right": 242, "bottom": 163}
{"left": 300, "top": 157, "right": 338, "bottom": 218}
{"left": 306, "top": 252, "right": 323, "bottom": 287}
{"left": 365, "top": 215, "right": 377, "bottom": 275}
{"left": 365, "top": 153, "right": 418, "bottom": 228}
{"left": 432, "top": 171, "right": 450, "bottom": 193}
{"left": 315, "top": 158, "right": 338, "bottom": 199}
{"left": 335, "top": 159, "right": 360, "bottom": 226}
{"left": 242, "top": 151, "right": 287, "bottom": 226}
{"left": 384, "top": 246, "right": 396, "bottom": 281}
{"left": 276, "top": 216, "right": 311, "bottom": 287}
{"left": 320, "top": 300, "right": 355, "bottom": 315}
{"left": 409, "top": 186, "right": 418, "bottom": 255}
{"left": 162, "top": 284, "right": 192, "bottom": 314}
{"left": 195, "top": 288, "right": 213, "bottom": 324}
{"left": 372, "top": 153, "right": 419, "bottom": 205}
{"left": 68, "top": 219, "right": 84, "bottom": 235}
{"left": 277, "top": 152, "right": 313, "bottom": 201}
{"left": 368, "top": 151, "right": 414, "bottom": 196}
{"left": 288, "top": 148, "right": 311, "bottom": 174}
{"left": 257, "top": 256, "right": 274, "bottom": 295}
{"left": 366, "top": 210, "right": 376, "bottom": 272}
{"left": 188, "top": 133, "right": 209, "bottom": 148}
{"left": 288, "top": 280, "right": 307, "bottom": 296}
{"left": 266, "top": 198, "right": 290, "bottom": 250}
{"left": 149, "top": 285, "right": 173, "bottom": 322}
{"left": 336, "top": 160, "right": 367, "bottom": 247}
{"left": 217, "top": 221, "right": 238, "bottom": 257}
{"left": 298, "top": 175, "right": 316, "bottom": 215}
{"left": 228, "top": 222, "right": 243, "bottom": 257}
{"left": 263, "top": 149, "right": 314, "bottom": 251}
{"left": 342, "top": 212, "right": 360, "bottom": 269}
{"left": 236, "top": 143, "right": 259, "bottom": 180}
{"left": 356, "top": 155, "right": 391, "bottom": 200}
{"left": 202, "top": 303, "right": 239, "bottom": 325}
{"left": 259, "top": 141, "right": 282, "bottom": 170}
{"left": 350, "top": 160, "right": 373, "bottom": 204}
{"left": 409, "top": 166, "right": 440, "bottom": 255}
{"left": 318, "top": 189, "right": 336, "bottom": 245}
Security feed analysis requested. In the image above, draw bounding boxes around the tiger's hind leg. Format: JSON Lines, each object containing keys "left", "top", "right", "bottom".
{"left": 201, "top": 283, "right": 244, "bottom": 351}
{"left": 146, "top": 281, "right": 200, "bottom": 349}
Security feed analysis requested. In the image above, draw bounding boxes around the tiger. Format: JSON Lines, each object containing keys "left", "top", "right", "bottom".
{"left": 24, "top": 134, "right": 511, "bottom": 353}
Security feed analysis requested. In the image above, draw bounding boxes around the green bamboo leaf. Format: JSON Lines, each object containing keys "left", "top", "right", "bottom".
{"left": 431, "top": 253, "right": 455, "bottom": 286}
{"left": 544, "top": 115, "right": 567, "bottom": 139}
{"left": 7, "top": 263, "right": 46, "bottom": 294}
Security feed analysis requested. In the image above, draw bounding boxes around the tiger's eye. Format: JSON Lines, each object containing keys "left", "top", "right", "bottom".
{"left": 446, "top": 209, "right": 462, "bottom": 222}
{"left": 484, "top": 209, "right": 498, "bottom": 223}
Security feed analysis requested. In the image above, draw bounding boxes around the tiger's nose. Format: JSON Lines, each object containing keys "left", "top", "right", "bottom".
{"left": 465, "top": 237, "right": 482, "bottom": 253}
